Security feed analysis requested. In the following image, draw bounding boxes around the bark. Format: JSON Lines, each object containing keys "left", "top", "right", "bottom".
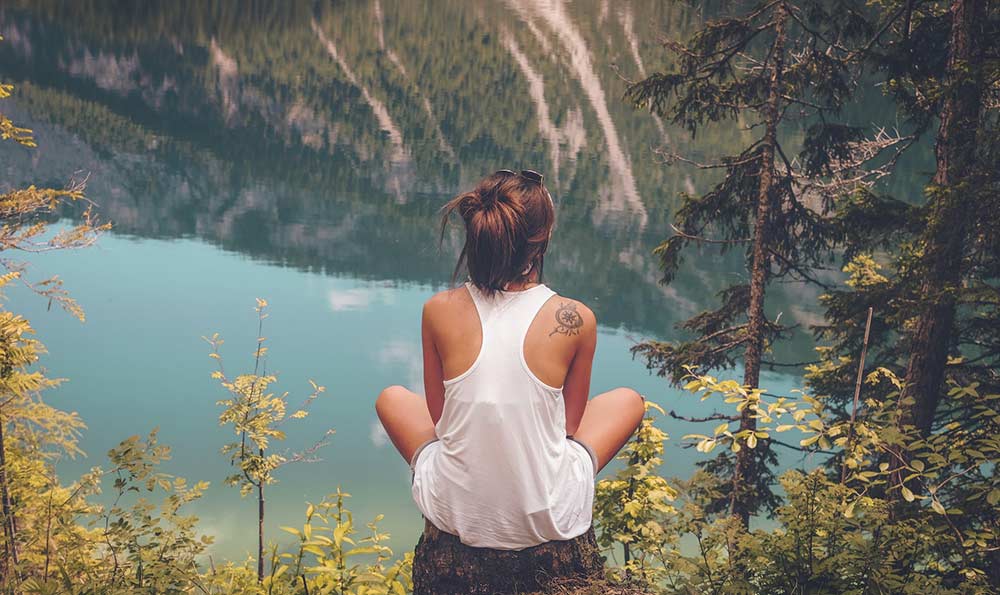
{"left": 900, "top": 0, "right": 986, "bottom": 436}
{"left": 0, "top": 411, "right": 19, "bottom": 581}
{"left": 257, "top": 450, "right": 265, "bottom": 583}
{"left": 732, "top": 3, "right": 787, "bottom": 527}
{"left": 412, "top": 521, "right": 605, "bottom": 595}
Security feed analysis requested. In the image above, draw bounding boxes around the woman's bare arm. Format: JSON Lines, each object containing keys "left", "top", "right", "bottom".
{"left": 560, "top": 302, "right": 597, "bottom": 436}
{"left": 422, "top": 302, "right": 446, "bottom": 424}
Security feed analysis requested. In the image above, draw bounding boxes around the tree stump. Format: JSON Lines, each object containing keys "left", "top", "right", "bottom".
{"left": 412, "top": 520, "right": 606, "bottom": 595}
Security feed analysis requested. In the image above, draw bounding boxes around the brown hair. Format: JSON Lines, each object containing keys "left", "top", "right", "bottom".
{"left": 440, "top": 171, "right": 555, "bottom": 296}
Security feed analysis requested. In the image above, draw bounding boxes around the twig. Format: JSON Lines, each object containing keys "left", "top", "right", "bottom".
{"left": 841, "top": 307, "right": 873, "bottom": 484}
{"left": 653, "top": 146, "right": 761, "bottom": 170}
{"left": 669, "top": 410, "right": 740, "bottom": 423}
{"left": 762, "top": 359, "right": 820, "bottom": 367}
{"left": 671, "top": 224, "right": 751, "bottom": 245}
{"left": 771, "top": 438, "right": 837, "bottom": 455}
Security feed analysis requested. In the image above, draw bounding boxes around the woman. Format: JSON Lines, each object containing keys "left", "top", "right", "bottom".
{"left": 375, "top": 169, "right": 645, "bottom": 550}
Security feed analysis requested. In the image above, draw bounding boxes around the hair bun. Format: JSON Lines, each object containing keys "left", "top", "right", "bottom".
{"left": 440, "top": 171, "right": 556, "bottom": 297}
{"left": 475, "top": 186, "right": 502, "bottom": 212}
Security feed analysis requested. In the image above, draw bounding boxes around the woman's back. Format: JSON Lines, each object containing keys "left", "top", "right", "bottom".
{"left": 411, "top": 282, "right": 596, "bottom": 549}
{"left": 375, "top": 168, "right": 644, "bottom": 553}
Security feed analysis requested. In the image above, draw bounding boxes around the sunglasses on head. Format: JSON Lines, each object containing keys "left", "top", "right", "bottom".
{"left": 495, "top": 169, "right": 544, "bottom": 184}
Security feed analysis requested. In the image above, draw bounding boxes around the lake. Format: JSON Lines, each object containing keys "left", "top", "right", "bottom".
{"left": 0, "top": 0, "right": 869, "bottom": 561}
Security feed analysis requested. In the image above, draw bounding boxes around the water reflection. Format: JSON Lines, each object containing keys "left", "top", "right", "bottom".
{"left": 0, "top": 0, "right": 800, "bottom": 338}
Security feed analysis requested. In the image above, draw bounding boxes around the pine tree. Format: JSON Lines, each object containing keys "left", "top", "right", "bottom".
{"left": 626, "top": 0, "right": 908, "bottom": 525}
{"left": 895, "top": 0, "right": 992, "bottom": 436}
{"left": 806, "top": 0, "right": 999, "bottom": 586}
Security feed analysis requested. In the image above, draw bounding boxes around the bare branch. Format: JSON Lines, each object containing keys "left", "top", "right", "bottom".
{"left": 652, "top": 146, "right": 761, "bottom": 170}
{"left": 669, "top": 410, "right": 740, "bottom": 423}
{"left": 671, "top": 224, "right": 752, "bottom": 245}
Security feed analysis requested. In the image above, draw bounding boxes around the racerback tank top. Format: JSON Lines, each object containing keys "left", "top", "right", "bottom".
{"left": 410, "top": 282, "right": 595, "bottom": 550}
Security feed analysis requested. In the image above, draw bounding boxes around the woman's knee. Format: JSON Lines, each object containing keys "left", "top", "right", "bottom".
{"left": 616, "top": 387, "right": 646, "bottom": 425}
{"left": 375, "top": 385, "right": 408, "bottom": 417}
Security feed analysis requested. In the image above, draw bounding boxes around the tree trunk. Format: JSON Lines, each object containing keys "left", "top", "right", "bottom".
{"left": 900, "top": 0, "right": 986, "bottom": 436}
{"left": 732, "top": 3, "right": 787, "bottom": 527}
{"left": 412, "top": 521, "right": 606, "bottom": 595}
{"left": 257, "top": 461, "right": 265, "bottom": 583}
{"left": 0, "top": 410, "right": 19, "bottom": 582}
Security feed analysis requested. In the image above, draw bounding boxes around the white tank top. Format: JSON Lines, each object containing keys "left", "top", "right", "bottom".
{"left": 410, "top": 282, "right": 595, "bottom": 550}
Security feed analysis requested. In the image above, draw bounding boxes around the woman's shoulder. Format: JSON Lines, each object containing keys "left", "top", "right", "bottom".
{"left": 425, "top": 285, "right": 470, "bottom": 306}
{"left": 423, "top": 285, "right": 473, "bottom": 319}
{"left": 542, "top": 290, "right": 597, "bottom": 336}
{"left": 423, "top": 286, "right": 479, "bottom": 344}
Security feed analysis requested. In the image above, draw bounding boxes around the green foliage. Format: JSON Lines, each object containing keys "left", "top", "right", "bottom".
{"left": 0, "top": 294, "right": 413, "bottom": 594}
{"left": 0, "top": 41, "right": 108, "bottom": 590}
{"left": 0, "top": 295, "right": 84, "bottom": 460}
{"left": 625, "top": 0, "right": 917, "bottom": 522}
{"left": 206, "top": 298, "right": 334, "bottom": 583}
{"left": 678, "top": 371, "right": 825, "bottom": 454}
{"left": 0, "top": 52, "right": 109, "bottom": 321}
{"left": 10, "top": 431, "right": 211, "bottom": 595}
{"left": 798, "top": 368, "right": 1000, "bottom": 585}
{"left": 8, "top": 432, "right": 415, "bottom": 595}
{"left": 207, "top": 299, "right": 332, "bottom": 497}
{"left": 275, "top": 489, "right": 413, "bottom": 595}
{"left": 199, "top": 489, "right": 413, "bottom": 595}
{"left": 594, "top": 401, "right": 677, "bottom": 585}
{"left": 595, "top": 371, "right": 998, "bottom": 594}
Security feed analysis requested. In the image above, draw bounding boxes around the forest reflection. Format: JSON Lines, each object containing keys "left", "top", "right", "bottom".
{"left": 0, "top": 0, "right": 922, "bottom": 345}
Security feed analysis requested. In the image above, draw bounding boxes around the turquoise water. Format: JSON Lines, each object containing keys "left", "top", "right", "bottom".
{"left": 0, "top": 1, "right": 826, "bottom": 560}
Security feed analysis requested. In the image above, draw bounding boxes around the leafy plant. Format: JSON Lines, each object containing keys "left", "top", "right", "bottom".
{"left": 595, "top": 401, "right": 677, "bottom": 585}
{"left": 275, "top": 488, "right": 413, "bottom": 595}
{"left": 206, "top": 298, "right": 334, "bottom": 583}
{"left": 0, "top": 39, "right": 106, "bottom": 589}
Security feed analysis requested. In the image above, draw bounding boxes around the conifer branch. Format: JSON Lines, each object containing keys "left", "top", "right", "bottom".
{"left": 670, "top": 224, "right": 751, "bottom": 245}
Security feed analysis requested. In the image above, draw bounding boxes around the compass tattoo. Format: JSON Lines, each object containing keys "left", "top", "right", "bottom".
{"left": 549, "top": 302, "right": 584, "bottom": 337}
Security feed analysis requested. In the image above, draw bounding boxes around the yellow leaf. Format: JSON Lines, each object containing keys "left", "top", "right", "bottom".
{"left": 800, "top": 435, "right": 820, "bottom": 447}
{"left": 303, "top": 545, "right": 325, "bottom": 556}
{"left": 345, "top": 546, "right": 383, "bottom": 557}
{"left": 333, "top": 524, "right": 348, "bottom": 547}
{"left": 623, "top": 500, "right": 642, "bottom": 517}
